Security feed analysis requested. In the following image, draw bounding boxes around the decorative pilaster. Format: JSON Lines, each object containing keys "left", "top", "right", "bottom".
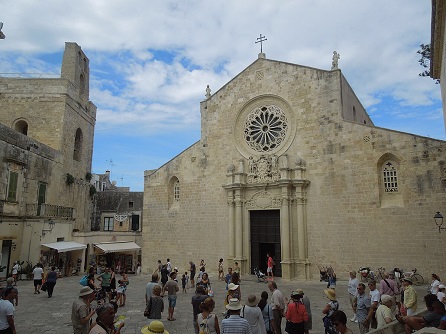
{"left": 227, "top": 193, "right": 235, "bottom": 260}
{"left": 280, "top": 185, "right": 292, "bottom": 279}
{"left": 234, "top": 190, "right": 243, "bottom": 260}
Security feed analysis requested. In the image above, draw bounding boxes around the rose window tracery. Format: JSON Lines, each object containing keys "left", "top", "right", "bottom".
{"left": 244, "top": 105, "right": 288, "bottom": 152}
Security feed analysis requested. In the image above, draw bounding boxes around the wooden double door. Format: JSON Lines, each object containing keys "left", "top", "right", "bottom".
{"left": 250, "top": 210, "right": 281, "bottom": 277}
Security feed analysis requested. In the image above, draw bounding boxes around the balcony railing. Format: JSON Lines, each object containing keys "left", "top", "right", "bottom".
{"left": 26, "top": 203, "right": 74, "bottom": 219}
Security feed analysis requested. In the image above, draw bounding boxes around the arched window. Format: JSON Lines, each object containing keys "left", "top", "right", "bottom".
{"left": 174, "top": 180, "right": 180, "bottom": 202}
{"left": 378, "top": 154, "right": 403, "bottom": 207}
{"left": 14, "top": 119, "right": 28, "bottom": 135}
{"left": 382, "top": 161, "right": 398, "bottom": 192}
{"left": 168, "top": 176, "right": 180, "bottom": 211}
{"left": 73, "top": 128, "right": 83, "bottom": 161}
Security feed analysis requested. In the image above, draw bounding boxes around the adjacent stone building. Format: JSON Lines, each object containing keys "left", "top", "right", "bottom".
{"left": 431, "top": 0, "right": 446, "bottom": 134}
{"left": 0, "top": 42, "right": 96, "bottom": 276}
{"left": 143, "top": 54, "right": 446, "bottom": 279}
{"left": 86, "top": 170, "right": 143, "bottom": 272}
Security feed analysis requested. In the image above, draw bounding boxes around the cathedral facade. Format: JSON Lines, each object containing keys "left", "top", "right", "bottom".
{"left": 143, "top": 55, "right": 446, "bottom": 279}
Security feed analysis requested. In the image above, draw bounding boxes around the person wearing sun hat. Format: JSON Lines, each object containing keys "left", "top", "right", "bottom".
{"left": 285, "top": 290, "right": 308, "bottom": 334}
{"left": 240, "top": 294, "right": 266, "bottom": 333}
{"left": 221, "top": 298, "right": 251, "bottom": 333}
{"left": 322, "top": 289, "right": 339, "bottom": 334}
{"left": 71, "top": 287, "right": 96, "bottom": 334}
{"left": 296, "top": 288, "right": 312, "bottom": 334}
{"left": 402, "top": 277, "right": 417, "bottom": 316}
{"left": 141, "top": 320, "right": 169, "bottom": 334}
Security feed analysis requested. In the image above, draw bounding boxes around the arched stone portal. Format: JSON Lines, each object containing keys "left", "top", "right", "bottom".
{"left": 223, "top": 155, "right": 310, "bottom": 279}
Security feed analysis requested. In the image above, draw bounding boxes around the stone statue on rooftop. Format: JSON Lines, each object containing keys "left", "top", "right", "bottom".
{"left": 331, "top": 51, "right": 340, "bottom": 70}
{"left": 205, "top": 85, "right": 211, "bottom": 99}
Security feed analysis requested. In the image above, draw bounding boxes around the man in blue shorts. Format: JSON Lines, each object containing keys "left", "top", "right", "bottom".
{"left": 164, "top": 272, "right": 179, "bottom": 321}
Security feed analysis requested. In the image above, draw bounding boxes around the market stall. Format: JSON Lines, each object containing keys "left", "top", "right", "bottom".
{"left": 93, "top": 241, "right": 140, "bottom": 273}
{"left": 41, "top": 241, "right": 86, "bottom": 276}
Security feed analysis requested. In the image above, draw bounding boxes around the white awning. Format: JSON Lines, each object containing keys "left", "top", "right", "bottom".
{"left": 93, "top": 241, "right": 140, "bottom": 253}
{"left": 41, "top": 241, "right": 87, "bottom": 253}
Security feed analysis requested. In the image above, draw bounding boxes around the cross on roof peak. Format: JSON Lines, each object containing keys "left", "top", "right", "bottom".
{"left": 255, "top": 34, "right": 267, "bottom": 53}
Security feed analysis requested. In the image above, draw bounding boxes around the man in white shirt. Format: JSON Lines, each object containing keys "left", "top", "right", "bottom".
{"left": 365, "top": 280, "right": 380, "bottom": 329}
{"left": 0, "top": 287, "right": 17, "bottom": 334}
{"left": 11, "top": 262, "right": 19, "bottom": 286}
{"left": 32, "top": 263, "right": 44, "bottom": 294}
{"left": 268, "top": 281, "right": 285, "bottom": 334}
{"left": 348, "top": 271, "right": 359, "bottom": 322}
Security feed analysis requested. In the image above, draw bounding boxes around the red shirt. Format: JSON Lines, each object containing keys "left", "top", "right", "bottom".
{"left": 286, "top": 302, "right": 309, "bottom": 323}
{"left": 267, "top": 256, "right": 273, "bottom": 268}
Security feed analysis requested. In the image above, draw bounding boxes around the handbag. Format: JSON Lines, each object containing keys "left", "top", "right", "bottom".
{"left": 41, "top": 282, "right": 47, "bottom": 292}
{"left": 267, "top": 305, "right": 273, "bottom": 334}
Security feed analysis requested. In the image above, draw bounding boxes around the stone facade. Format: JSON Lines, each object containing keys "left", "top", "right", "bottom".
{"left": 143, "top": 56, "right": 446, "bottom": 279}
{"left": 0, "top": 43, "right": 96, "bottom": 276}
{"left": 430, "top": 0, "right": 446, "bottom": 134}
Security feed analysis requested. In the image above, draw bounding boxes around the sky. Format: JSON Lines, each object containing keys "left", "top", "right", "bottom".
{"left": 1, "top": 1, "right": 445, "bottom": 191}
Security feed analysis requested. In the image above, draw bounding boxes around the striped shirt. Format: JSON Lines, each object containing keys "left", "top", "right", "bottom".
{"left": 222, "top": 315, "right": 253, "bottom": 334}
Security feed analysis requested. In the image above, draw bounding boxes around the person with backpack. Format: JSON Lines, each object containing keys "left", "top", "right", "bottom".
{"left": 197, "top": 297, "right": 220, "bottom": 334}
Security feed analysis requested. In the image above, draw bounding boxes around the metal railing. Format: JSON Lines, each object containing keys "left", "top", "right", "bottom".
{"left": 26, "top": 203, "right": 74, "bottom": 219}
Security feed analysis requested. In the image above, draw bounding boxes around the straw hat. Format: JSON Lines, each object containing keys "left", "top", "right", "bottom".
{"left": 381, "top": 294, "right": 393, "bottom": 304}
{"left": 293, "top": 288, "right": 304, "bottom": 295}
{"left": 79, "top": 287, "right": 94, "bottom": 297}
{"left": 246, "top": 294, "right": 258, "bottom": 307}
{"left": 226, "top": 298, "right": 243, "bottom": 310}
{"left": 228, "top": 283, "right": 239, "bottom": 291}
{"left": 141, "top": 320, "right": 169, "bottom": 334}
{"left": 401, "top": 277, "right": 412, "bottom": 284}
{"left": 324, "top": 289, "right": 336, "bottom": 301}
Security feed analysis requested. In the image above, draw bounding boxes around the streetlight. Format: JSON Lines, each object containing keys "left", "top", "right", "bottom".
{"left": 434, "top": 212, "right": 445, "bottom": 233}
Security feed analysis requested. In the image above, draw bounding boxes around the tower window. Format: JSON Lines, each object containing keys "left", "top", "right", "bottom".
{"left": 73, "top": 128, "right": 83, "bottom": 161}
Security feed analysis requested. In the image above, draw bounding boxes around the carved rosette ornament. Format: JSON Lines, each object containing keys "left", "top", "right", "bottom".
{"left": 247, "top": 155, "right": 280, "bottom": 184}
{"left": 244, "top": 105, "right": 288, "bottom": 153}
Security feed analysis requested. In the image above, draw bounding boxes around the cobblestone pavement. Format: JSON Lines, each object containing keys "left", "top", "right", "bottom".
{"left": 12, "top": 273, "right": 427, "bottom": 334}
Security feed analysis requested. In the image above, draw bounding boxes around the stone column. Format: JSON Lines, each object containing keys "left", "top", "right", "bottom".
{"left": 280, "top": 185, "right": 292, "bottom": 278}
{"left": 234, "top": 189, "right": 243, "bottom": 261}
{"left": 227, "top": 191, "right": 235, "bottom": 260}
{"left": 295, "top": 185, "right": 309, "bottom": 279}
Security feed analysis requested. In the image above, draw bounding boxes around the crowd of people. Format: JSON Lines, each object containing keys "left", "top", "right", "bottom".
{"left": 2, "top": 257, "right": 446, "bottom": 334}
{"left": 346, "top": 270, "right": 446, "bottom": 334}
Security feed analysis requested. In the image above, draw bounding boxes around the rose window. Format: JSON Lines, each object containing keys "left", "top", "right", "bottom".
{"left": 244, "top": 105, "right": 288, "bottom": 152}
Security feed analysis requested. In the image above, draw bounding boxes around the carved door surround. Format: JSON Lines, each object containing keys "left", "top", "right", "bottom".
{"left": 223, "top": 154, "right": 311, "bottom": 279}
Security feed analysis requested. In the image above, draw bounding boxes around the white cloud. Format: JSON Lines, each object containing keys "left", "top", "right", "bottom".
{"left": 1, "top": 0, "right": 444, "bottom": 189}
